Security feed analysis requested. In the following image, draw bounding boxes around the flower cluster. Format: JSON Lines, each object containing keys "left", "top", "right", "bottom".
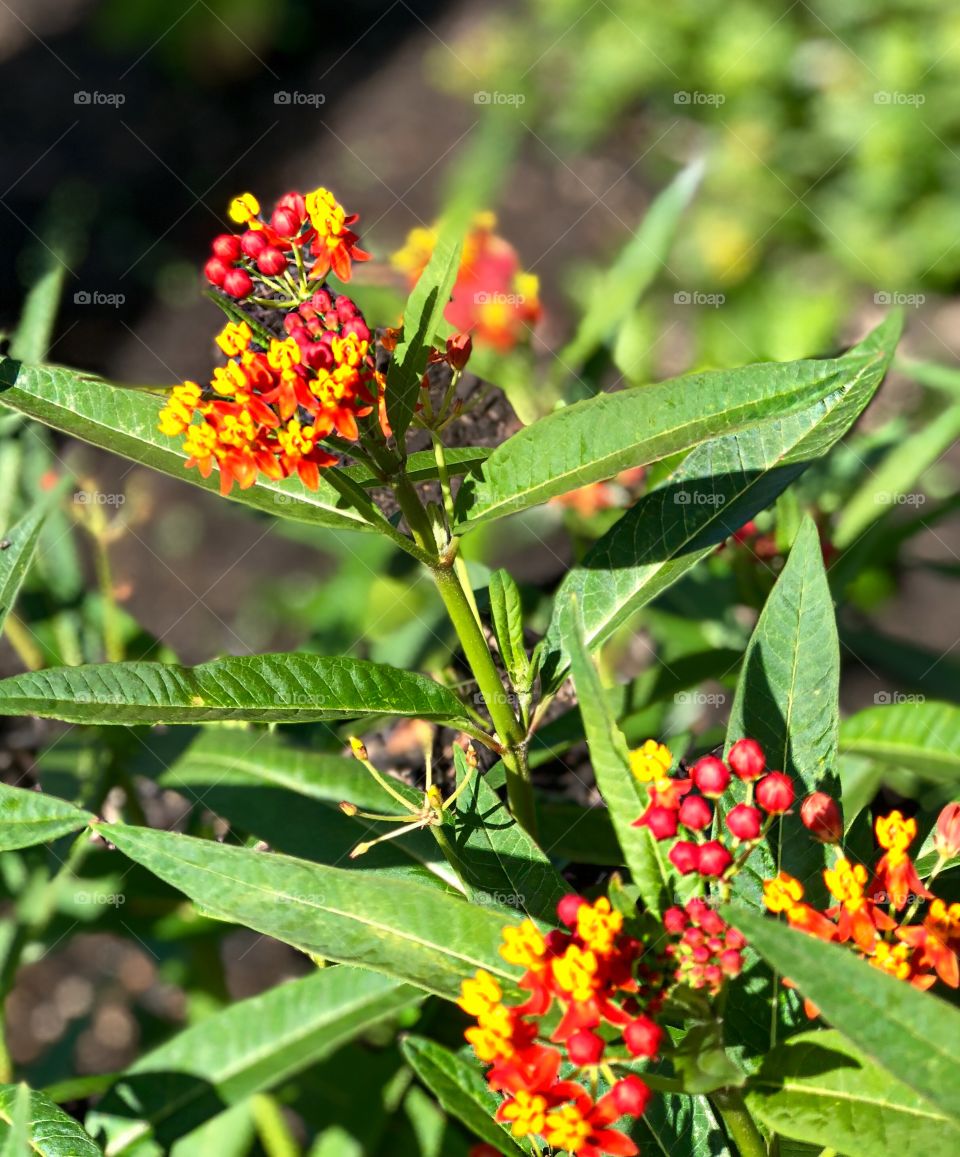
{"left": 630, "top": 737, "right": 794, "bottom": 881}
{"left": 158, "top": 313, "right": 379, "bottom": 495}
{"left": 204, "top": 188, "right": 369, "bottom": 300}
{"left": 392, "top": 211, "right": 542, "bottom": 350}
{"left": 764, "top": 800, "right": 960, "bottom": 1000}
{"left": 459, "top": 895, "right": 666, "bottom": 1156}
{"left": 663, "top": 899, "right": 747, "bottom": 995}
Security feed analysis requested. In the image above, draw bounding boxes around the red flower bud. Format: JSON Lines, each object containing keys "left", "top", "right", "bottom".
{"left": 663, "top": 906, "right": 687, "bottom": 934}
{"left": 257, "top": 246, "right": 288, "bottom": 276}
{"left": 211, "top": 233, "right": 242, "bottom": 261}
{"left": 935, "top": 802, "right": 960, "bottom": 861}
{"left": 557, "top": 894, "right": 585, "bottom": 927}
{"left": 624, "top": 1015, "right": 663, "bottom": 1058}
{"left": 697, "top": 840, "right": 733, "bottom": 877}
{"left": 800, "top": 792, "right": 843, "bottom": 844}
{"left": 222, "top": 267, "right": 253, "bottom": 298}
{"left": 678, "top": 794, "right": 713, "bottom": 831}
{"left": 611, "top": 1075, "right": 652, "bottom": 1117}
{"left": 720, "top": 948, "right": 744, "bottom": 976}
{"left": 568, "top": 1028, "right": 605, "bottom": 1066}
{"left": 756, "top": 772, "right": 794, "bottom": 814}
{"left": 204, "top": 256, "right": 229, "bottom": 286}
{"left": 271, "top": 207, "right": 301, "bottom": 237}
{"left": 669, "top": 840, "right": 701, "bottom": 875}
{"left": 726, "top": 803, "right": 762, "bottom": 841}
{"left": 728, "top": 738, "right": 765, "bottom": 780}
{"left": 240, "top": 230, "right": 268, "bottom": 258}
{"left": 692, "top": 756, "right": 730, "bottom": 798}
{"left": 446, "top": 332, "right": 473, "bottom": 370}
{"left": 634, "top": 804, "right": 678, "bottom": 841}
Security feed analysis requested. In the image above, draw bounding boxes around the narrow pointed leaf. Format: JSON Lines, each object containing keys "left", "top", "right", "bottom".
{"left": 10, "top": 259, "right": 67, "bottom": 364}
{"left": 86, "top": 968, "right": 421, "bottom": 1155}
{"left": 839, "top": 700, "right": 960, "bottom": 784}
{"left": 0, "top": 1085, "right": 101, "bottom": 1157}
{"left": 0, "top": 784, "right": 92, "bottom": 852}
{"left": 724, "top": 905, "right": 960, "bottom": 1123}
{"left": 0, "top": 654, "right": 469, "bottom": 726}
{"left": 0, "top": 504, "right": 50, "bottom": 636}
{"left": 487, "top": 570, "right": 528, "bottom": 689}
{"left": 0, "top": 359, "right": 371, "bottom": 531}
{"left": 99, "top": 823, "right": 517, "bottom": 998}
{"left": 454, "top": 315, "right": 901, "bottom": 533}
{"left": 540, "top": 313, "right": 900, "bottom": 686}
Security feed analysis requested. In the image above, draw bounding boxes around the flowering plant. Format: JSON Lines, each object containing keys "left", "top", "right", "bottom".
{"left": 0, "top": 174, "right": 959, "bottom": 1157}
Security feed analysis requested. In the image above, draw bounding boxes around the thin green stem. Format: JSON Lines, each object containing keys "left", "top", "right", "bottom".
{"left": 93, "top": 534, "right": 124, "bottom": 663}
{"left": 251, "top": 1093, "right": 301, "bottom": 1157}
{"left": 711, "top": 1088, "right": 769, "bottom": 1157}
{"left": 324, "top": 469, "right": 433, "bottom": 564}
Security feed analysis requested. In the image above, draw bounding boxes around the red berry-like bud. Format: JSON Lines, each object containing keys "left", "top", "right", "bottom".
{"left": 240, "top": 230, "right": 268, "bottom": 258}
{"left": 311, "top": 289, "right": 332, "bottom": 312}
{"left": 271, "top": 207, "right": 301, "bottom": 237}
{"left": 663, "top": 906, "right": 687, "bottom": 934}
{"left": 211, "top": 233, "right": 241, "bottom": 261}
{"left": 726, "top": 803, "right": 762, "bottom": 841}
{"left": 678, "top": 794, "right": 713, "bottom": 831}
{"left": 669, "top": 840, "right": 701, "bottom": 875}
{"left": 557, "top": 894, "right": 585, "bottom": 927}
{"left": 634, "top": 804, "right": 678, "bottom": 841}
{"left": 568, "top": 1028, "right": 605, "bottom": 1066}
{"left": 697, "top": 840, "right": 733, "bottom": 878}
{"left": 222, "top": 267, "right": 253, "bottom": 298}
{"left": 692, "top": 756, "right": 730, "bottom": 798}
{"left": 728, "top": 738, "right": 765, "bottom": 780}
{"left": 935, "top": 802, "right": 960, "bottom": 861}
{"left": 257, "top": 246, "right": 288, "bottom": 276}
{"left": 611, "top": 1075, "right": 652, "bottom": 1117}
{"left": 756, "top": 772, "right": 794, "bottom": 814}
{"left": 800, "top": 792, "right": 843, "bottom": 844}
{"left": 624, "top": 1015, "right": 663, "bottom": 1058}
{"left": 720, "top": 949, "right": 744, "bottom": 976}
{"left": 204, "top": 256, "right": 229, "bottom": 286}
{"left": 342, "top": 317, "right": 371, "bottom": 343}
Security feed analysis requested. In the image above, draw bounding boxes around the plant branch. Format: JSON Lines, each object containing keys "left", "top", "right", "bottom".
{"left": 711, "top": 1087, "right": 769, "bottom": 1157}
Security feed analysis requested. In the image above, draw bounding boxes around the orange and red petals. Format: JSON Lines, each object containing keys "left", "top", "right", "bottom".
{"left": 544, "top": 1092, "right": 639, "bottom": 1157}
{"left": 801, "top": 792, "right": 844, "bottom": 843}
{"left": 756, "top": 771, "right": 795, "bottom": 814}
{"left": 872, "top": 852, "right": 931, "bottom": 911}
{"left": 487, "top": 1043, "right": 562, "bottom": 1097}
{"left": 633, "top": 803, "right": 678, "bottom": 840}
{"left": 787, "top": 902, "right": 841, "bottom": 943}
{"left": 935, "top": 802, "right": 960, "bottom": 861}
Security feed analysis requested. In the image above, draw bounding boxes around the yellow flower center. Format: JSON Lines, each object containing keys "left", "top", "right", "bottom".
{"left": 823, "top": 858, "right": 868, "bottom": 912}
{"left": 629, "top": 739, "right": 673, "bottom": 783}
{"left": 552, "top": 944, "right": 599, "bottom": 1004}
{"left": 457, "top": 969, "right": 502, "bottom": 1018}
{"left": 576, "top": 897, "right": 623, "bottom": 956}
{"left": 216, "top": 321, "right": 252, "bottom": 357}
{"left": 876, "top": 811, "right": 917, "bottom": 863}
{"left": 501, "top": 1090, "right": 548, "bottom": 1138}
{"left": 544, "top": 1103, "right": 592, "bottom": 1152}
{"left": 763, "top": 871, "right": 804, "bottom": 914}
{"left": 499, "top": 919, "right": 547, "bottom": 970}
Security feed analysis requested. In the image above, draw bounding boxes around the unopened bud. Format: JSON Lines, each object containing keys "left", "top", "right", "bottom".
{"left": 339, "top": 801, "right": 358, "bottom": 816}
{"left": 934, "top": 801, "right": 960, "bottom": 861}
{"left": 349, "top": 737, "right": 368, "bottom": 761}
{"left": 800, "top": 792, "right": 843, "bottom": 843}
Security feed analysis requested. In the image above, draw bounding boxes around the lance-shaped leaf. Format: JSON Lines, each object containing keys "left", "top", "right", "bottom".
{"left": 400, "top": 1038, "right": 529, "bottom": 1157}
{"left": 563, "top": 600, "right": 672, "bottom": 915}
{"left": 386, "top": 227, "right": 463, "bottom": 442}
{"left": 86, "top": 967, "right": 422, "bottom": 1156}
{"left": 0, "top": 503, "right": 50, "bottom": 636}
{"left": 487, "top": 570, "right": 529, "bottom": 690}
{"left": 540, "top": 313, "right": 900, "bottom": 687}
{"left": 726, "top": 517, "right": 839, "bottom": 901}
{"left": 0, "top": 1085, "right": 101, "bottom": 1156}
{"left": 0, "top": 358, "right": 370, "bottom": 532}
{"left": 746, "top": 1030, "right": 960, "bottom": 1157}
{"left": 839, "top": 700, "right": 960, "bottom": 784}
{"left": 0, "top": 654, "right": 469, "bottom": 726}
{"left": 99, "top": 823, "right": 517, "bottom": 998}
{"left": 453, "top": 315, "right": 900, "bottom": 533}
{"left": 0, "top": 784, "right": 92, "bottom": 852}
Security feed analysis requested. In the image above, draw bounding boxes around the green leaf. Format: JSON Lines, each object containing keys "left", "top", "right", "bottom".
{"left": 99, "top": 823, "right": 517, "bottom": 998}
{"left": 563, "top": 600, "right": 672, "bottom": 915}
{"left": 0, "top": 1085, "right": 101, "bottom": 1156}
{"left": 487, "top": 570, "right": 528, "bottom": 689}
{"left": 839, "top": 700, "right": 960, "bottom": 784}
{"left": 453, "top": 315, "right": 901, "bottom": 533}
{"left": 343, "top": 446, "right": 489, "bottom": 488}
{"left": 449, "top": 747, "right": 567, "bottom": 922}
{"left": 561, "top": 159, "right": 704, "bottom": 372}
{"left": 724, "top": 905, "right": 960, "bottom": 1123}
{"left": 400, "top": 1037, "right": 528, "bottom": 1157}
{"left": 670, "top": 1020, "right": 745, "bottom": 1096}
{"left": 0, "top": 654, "right": 469, "bottom": 726}
{"left": 628, "top": 1086, "right": 728, "bottom": 1157}
{"left": 0, "top": 359, "right": 370, "bottom": 532}
{"left": 0, "top": 783, "right": 92, "bottom": 852}
{"left": 387, "top": 227, "right": 464, "bottom": 443}
{"left": 10, "top": 260, "right": 67, "bottom": 364}
{"left": 86, "top": 967, "right": 421, "bottom": 1156}
{"left": 540, "top": 314, "right": 900, "bottom": 687}
{"left": 0, "top": 503, "right": 50, "bottom": 636}
{"left": 726, "top": 517, "right": 839, "bottom": 898}
{"left": 746, "top": 1029, "right": 960, "bottom": 1156}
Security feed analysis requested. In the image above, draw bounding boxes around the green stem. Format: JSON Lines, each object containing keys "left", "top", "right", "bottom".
{"left": 324, "top": 469, "right": 433, "bottom": 565}
{"left": 94, "top": 535, "right": 124, "bottom": 662}
{"left": 712, "top": 1088, "right": 768, "bottom": 1157}
{"left": 251, "top": 1093, "right": 301, "bottom": 1157}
